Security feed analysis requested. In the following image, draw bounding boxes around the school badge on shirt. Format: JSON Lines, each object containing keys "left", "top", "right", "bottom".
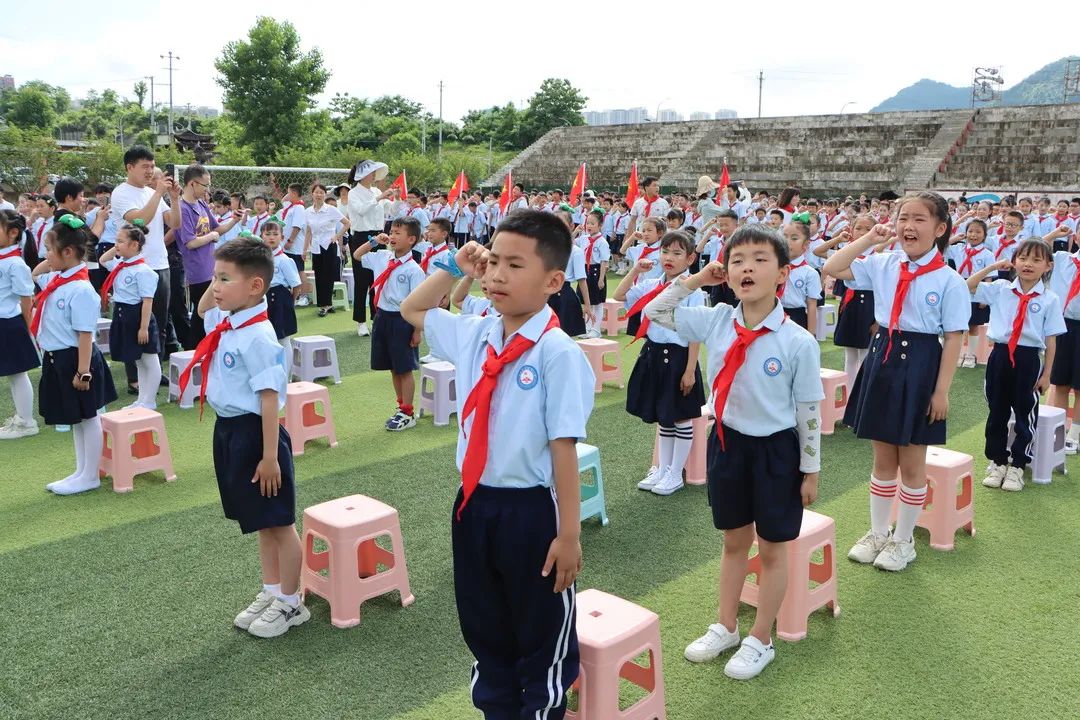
{"left": 763, "top": 357, "right": 783, "bottom": 376}
{"left": 516, "top": 364, "right": 539, "bottom": 389}
{"left": 222, "top": 351, "right": 237, "bottom": 369}
{"left": 924, "top": 291, "right": 940, "bottom": 307}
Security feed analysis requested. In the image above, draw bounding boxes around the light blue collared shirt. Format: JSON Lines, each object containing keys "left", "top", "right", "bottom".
{"left": 0, "top": 251, "right": 33, "bottom": 319}
{"left": 202, "top": 300, "right": 288, "bottom": 418}
{"left": 360, "top": 251, "right": 426, "bottom": 312}
{"left": 850, "top": 249, "right": 970, "bottom": 334}
{"left": 946, "top": 243, "right": 995, "bottom": 279}
{"left": 626, "top": 242, "right": 664, "bottom": 284}
{"left": 973, "top": 279, "right": 1066, "bottom": 349}
{"left": 626, "top": 277, "right": 705, "bottom": 346}
{"left": 103, "top": 253, "right": 157, "bottom": 305}
{"left": 781, "top": 255, "right": 823, "bottom": 310}
{"left": 461, "top": 295, "right": 497, "bottom": 317}
{"left": 565, "top": 245, "right": 587, "bottom": 283}
{"left": 423, "top": 305, "right": 595, "bottom": 489}
{"left": 1050, "top": 251, "right": 1080, "bottom": 320}
{"left": 271, "top": 250, "right": 302, "bottom": 289}
{"left": 35, "top": 263, "right": 99, "bottom": 352}
{"left": 576, "top": 234, "right": 611, "bottom": 266}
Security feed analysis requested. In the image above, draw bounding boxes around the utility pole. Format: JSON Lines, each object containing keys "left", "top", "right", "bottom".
{"left": 437, "top": 81, "right": 444, "bottom": 165}
{"left": 757, "top": 70, "right": 764, "bottom": 118}
{"left": 161, "top": 51, "right": 179, "bottom": 143}
{"left": 145, "top": 75, "right": 155, "bottom": 131}
{"left": 421, "top": 116, "right": 427, "bottom": 154}
{"left": 488, "top": 135, "right": 493, "bottom": 178}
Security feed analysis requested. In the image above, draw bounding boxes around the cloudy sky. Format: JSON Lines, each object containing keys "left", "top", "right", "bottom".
{"left": 1, "top": 0, "right": 1074, "bottom": 122}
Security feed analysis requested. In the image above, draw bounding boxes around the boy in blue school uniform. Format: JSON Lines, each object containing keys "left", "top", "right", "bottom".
{"left": 353, "top": 216, "right": 426, "bottom": 431}
{"left": 401, "top": 210, "right": 596, "bottom": 720}
{"left": 179, "top": 237, "right": 307, "bottom": 638}
{"left": 644, "top": 224, "right": 823, "bottom": 680}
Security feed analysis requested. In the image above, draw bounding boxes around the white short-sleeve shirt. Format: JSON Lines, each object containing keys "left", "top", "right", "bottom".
{"left": 271, "top": 250, "right": 302, "bottom": 289}
{"left": 973, "top": 279, "right": 1066, "bottom": 348}
{"left": 360, "top": 251, "right": 426, "bottom": 311}
{"left": 280, "top": 202, "right": 307, "bottom": 254}
{"left": 1050, "top": 251, "right": 1080, "bottom": 320}
{"left": 0, "top": 249, "right": 33, "bottom": 319}
{"left": 102, "top": 254, "right": 158, "bottom": 305}
{"left": 202, "top": 301, "right": 288, "bottom": 418}
{"left": 946, "top": 243, "right": 995, "bottom": 279}
{"left": 626, "top": 277, "right": 705, "bottom": 346}
{"left": 461, "top": 294, "right": 497, "bottom": 317}
{"left": 849, "top": 250, "right": 970, "bottom": 334}
{"left": 34, "top": 264, "right": 100, "bottom": 351}
{"left": 306, "top": 204, "right": 344, "bottom": 254}
{"left": 577, "top": 234, "right": 611, "bottom": 266}
{"left": 631, "top": 197, "right": 670, "bottom": 230}
{"left": 781, "top": 257, "right": 823, "bottom": 310}
{"left": 626, "top": 242, "right": 665, "bottom": 284}
{"left": 109, "top": 183, "right": 168, "bottom": 270}
{"left": 565, "top": 245, "right": 587, "bottom": 282}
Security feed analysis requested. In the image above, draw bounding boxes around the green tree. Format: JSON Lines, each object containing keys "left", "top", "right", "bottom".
{"left": 17, "top": 81, "right": 71, "bottom": 115}
{"left": 460, "top": 104, "right": 524, "bottom": 149}
{"left": 215, "top": 17, "right": 330, "bottom": 164}
{"left": 520, "top": 78, "right": 586, "bottom": 145}
{"left": 5, "top": 87, "right": 58, "bottom": 130}
{"left": 370, "top": 95, "right": 423, "bottom": 119}
{"left": 132, "top": 81, "right": 148, "bottom": 108}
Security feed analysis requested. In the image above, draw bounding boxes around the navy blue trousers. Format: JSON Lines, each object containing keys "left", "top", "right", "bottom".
{"left": 985, "top": 344, "right": 1041, "bottom": 469}
{"left": 452, "top": 485, "right": 578, "bottom": 720}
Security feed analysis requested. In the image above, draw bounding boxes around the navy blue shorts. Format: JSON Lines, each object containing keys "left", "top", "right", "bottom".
{"left": 783, "top": 305, "right": 808, "bottom": 330}
{"left": 109, "top": 301, "right": 161, "bottom": 362}
{"left": 212, "top": 413, "right": 296, "bottom": 534}
{"left": 1050, "top": 318, "right": 1080, "bottom": 389}
{"left": 39, "top": 346, "right": 118, "bottom": 425}
{"left": 0, "top": 314, "right": 40, "bottom": 376}
{"left": 371, "top": 310, "right": 419, "bottom": 374}
{"left": 706, "top": 424, "right": 803, "bottom": 543}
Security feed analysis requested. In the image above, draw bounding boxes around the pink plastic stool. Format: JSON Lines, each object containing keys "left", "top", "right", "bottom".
{"left": 973, "top": 324, "right": 992, "bottom": 365}
{"left": 280, "top": 381, "right": 338, "bottom": 456}
{"left": 650, "top": 404, "right": 711, "bottom": 485}
{"left": 740, "top": 509, "right": 840, "bottom": 642}
{"left": 98, "top": 407, "right": 177, "bottom": 493}
{"left": 567, "top": 589, "right": 666, "bottom": 720}
{"left": 893, "top": 446, "right": 976, "bottom": 550}
{"left": 602, "top": 299, "right": 629, "bottom": 336}
{"left": 301, "top": 494, "right": 415, "bottom": 629}
{"left": 577, "top": 338, "right": 624, "bottom": 393}
{"left": 818, "top": 369, "right": 849, "bottom": 435}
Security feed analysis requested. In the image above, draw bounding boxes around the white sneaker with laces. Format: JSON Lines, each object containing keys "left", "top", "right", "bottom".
{"left": 0, "top": 416, "right": 39, "bottom": 440}
{"left": 584, "top": 327, "right": 601, "bottom": 339}
{"left": 982, "top": 462, "right": 1008, "bottom": 488}
{"left": 419, "top": 354, "right": 437, "bottom": 364}
{"left": 1066, "top": 438, "right": 1079, "bottom": 456}
{"left": 247, "top": 598, "right": 311, "bottom": 638}
{"left": 234, "top": 590, "right": 275, "bottom": 630}
{"left": 873, "top": 537, "right": 917, "bottom": 571}
{"left": 684, "top": 622, "right": 740, "bottom": 663}
{"left": 357, "top": 323, "right": 370, "bottom": 337}
{"left": 961, "top": 354, "right": 977, "bottom": 369}
{"left": 296, "top": 296, "right": 311, "bottom": 307}
{"left": 651, "top": 471, "right": 684, "bottom": 496}
{"left": 1001, "top": 466, "right": 1025, "bottom": 492}
{"left": 637, "top": 465, "right": 662, "bottom": 491}
{"left": 848, "top": 529, "right": 891, "bottom": 564}
{"left": 724, "top": 636, "right": 776, "bottom": 680}
{"left": 386, "top": 411, "right": 417, "bottom": 432}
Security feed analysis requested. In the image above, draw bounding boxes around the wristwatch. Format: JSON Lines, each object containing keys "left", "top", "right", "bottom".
{"left": 78, "top": 372, "right": 92, "bottom": 383}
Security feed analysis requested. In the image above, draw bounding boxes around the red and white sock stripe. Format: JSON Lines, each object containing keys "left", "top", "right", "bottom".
{"left": 898, "top": 486, "right": 927, "bottom": 506}
{"left": 870, "top": 477, "right": 897, "bottom": 498}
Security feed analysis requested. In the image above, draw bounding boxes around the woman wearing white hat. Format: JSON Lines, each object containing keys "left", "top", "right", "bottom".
{"left": 346, "top": 160, "right": 393, "bottom": 336}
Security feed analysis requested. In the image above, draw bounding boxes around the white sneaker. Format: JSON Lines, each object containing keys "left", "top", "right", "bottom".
{"left": 848, "top": 529, "right": 891, "bottom": 564}
{"left": 956, "top": 353, "right": 966, "bottom": 368}
{"left": 584, "top": 327, "right": 601, "bottom": 339}
{"left": 1066, "top": 438, "right": 1079, "bottom": 456}
{"left": 873, "top": 537, "right": 917, "bottom": 571}
{"left": 684, "top": 622, "right": 740, "bottom": 663}
{"left": 419, "top": 354, "right": 438, "bottom": 364}
{"left": 234, "top": 590, "right": 275, "bottom": 630}
{"left": 982, "top": 462, "right": 1008, "bottom": 488}
{"left": 356, "top": 323, "right": 370, "bottom": 337}
{"left": 637, "top": 465, "right": 662, "bottom": 491}
{"left": 651, "top": 471, "right": 684, "bottom": 496}
{"left": 1001, "top": 466, "right": 1025, "bottom": 492}
{"left": 386, "top": 410, "right": 417, "bottom": 432}
{"left": 49, "top": 475, "right": 101, "bottom": 496}
{"left": 0, "top": 415, "right": 39, "bottom": 439}
{"left": 247, "top": 598, "right": 311, "bottom": 638}
{"left": 296, "top": 296, "right": 311, "bottom": 307}
{"left": 724, "top": 636, "right": 776, "bottom": 680}
{"left": 961, "top": 354, "right": 977, "bottom": 369}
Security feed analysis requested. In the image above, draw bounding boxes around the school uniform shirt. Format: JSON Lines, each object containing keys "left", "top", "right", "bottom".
{"left": 472, "top": 205, "right": 489, "bottom": 235}
{"left": 613, "top": 212, "right": 630, "bottom": 237}
{"left": 631, "top": 197, "right": 670, "bottom": 230}
{"left": 849, "top": 249, "right": 970, "bottom": 334}
{"left": 453, "top": 207, "right": 475, "bottom": 234}
{"left": 565, "top": 245, "right": 587, "bottom": 283}
{"left": 945, "top": 243, "right": 995, "bottom": 279}
{"left": 674, "top": 300, "right": 823, "bottom": 436}
{"left": 807, "top": 239, "right": 828, "bottom": 270}
{"left": 1050, "top": 251, "right": 1080, "bottom": 320}
{"left": 421, "top": 243, "right": 450, "bottom": 277}
{"left": 825, "top": 213, "right": 848, "bottom": 237}
{"left": 510, "top": 196, "right": 529, "bottom": 213}
{"left": 626, "top": 242, "right": 665, "bottom": 283}
{"left": 577, "top": 234, "right": 611, "bottom": 266}
{"left": 271, "top": 249, "right": 303, "bottom": 290}
{"left": 102, "top": 253, "right": 158, "bottom": 304}
{"left": 487, "top": 203, "right": 502, "bottom": 231}
{"left": 973, "top": 279, "right": 1066, "bottom": 348}
{"left": 626, "top": 277, "right": 705, "bottom": 346}
{"left": 0, "top": 251, "right": 33, "bottom": 319}
{"left": 109, "top": 182, "right": 169, "bottom": 271}
{"left": 781, "top": 255, "right": 823, "bottom": 309}
{"left": 216, "top": 211, "right": 251, "bottom": 248}
{"left": 360, "top": 251, "right": 425, "bottom": 312}
{"left": 279, "top": 202, "right": 307, "bottom": 255}
{"left": 402, "top": 206, "right": 431, "bottom": 234}
{"left": 461, "top": 294, "right": 497, "bottom": 317}
{"left": 34, "top": 264, "right": 99, "bottom": 352}
{"left": 1030, "top": 214, "right": 1056, "bottom": 239}
{"left": 30, "top": 217, "right": 53, "bottom": 257}
{"left": 422, "top": 304, "right": 595, "bottom": 489}
{"left": 306, "top": 203, "right": 345, "bottom": 255}
{"left": 202, "top": 301, "right": 288, "bottom": 417}
{"left": 250, "top": 212, "right": 272, "bottom": 236}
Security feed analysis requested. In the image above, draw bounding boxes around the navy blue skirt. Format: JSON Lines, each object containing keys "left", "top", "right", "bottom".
{"left": 0, "top": 315, "right": 40, "bottom": 376}
{"left": 548, "top": 281, "right": 586, "bottom": 337}
{"left": 581, "top": 264, "right": 607, "bottom": 305}
{"left": 109, "top": 301, "right": 161, "bottom": 362}
{"left": 969, "top": 301, "right": 989, "bottom": 327}
{"left": 783, "top": 305, "right": 809, "bottom": 330}
{"left": 39, "top": 346, "right": 118, "bottom": 425}
{"left": 267, "top": 285, "right": 297, "bottom": 339}
{"left": 626, "top": 341, "right": 705, "bottom": 426}
{"left": 833, "top": 289, "right": 876, "bottom": 349}
{"left": 844, "top": 330, "right": 945, "bottom": 446}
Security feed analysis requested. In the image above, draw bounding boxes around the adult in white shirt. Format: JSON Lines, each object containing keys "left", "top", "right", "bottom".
{"left": 109, "top": 145, "right": 180, "bottom": 364}
{"left": 305, "top": 183, "right": 347, "bottom": 315}
{"left": 346, "top": 159, "right": 393, "bottom": 334}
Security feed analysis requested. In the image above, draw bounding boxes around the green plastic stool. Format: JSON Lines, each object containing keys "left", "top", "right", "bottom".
{"left": 331, "top": 282, "right": 350, "bottom": 311}
{"left": 576, "top": 443, "right": 609, "bottom": 526}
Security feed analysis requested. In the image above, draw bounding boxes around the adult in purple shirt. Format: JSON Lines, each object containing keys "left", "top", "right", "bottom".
{"left": 177, "top": 164, "right": 246, "bottom": 348}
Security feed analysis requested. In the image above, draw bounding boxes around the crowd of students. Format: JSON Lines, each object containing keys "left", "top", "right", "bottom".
{"left": 4, "top": 148, "right": 1080, "bottom": 718}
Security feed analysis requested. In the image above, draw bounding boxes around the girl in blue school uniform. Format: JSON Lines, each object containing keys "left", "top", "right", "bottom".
{"left": 0, "top": 209, "right": 40, "bottom": 440}
{"left": 965, "top": 242, "right": 1065, "bottom": 492}
{"left": 31, "top": 214, "right": 118, "bottom": 495}
{"left": 815, "top": 214, "right": 878, "bottom": 382}
{"left": 548, "top": 209, "right": 590, "bottom": 337}
{"left": 261, "top": 220, "right": 302, "bottom": 360}
{"left": 824, "top": 191, "right": 969, "bottom": 573}
{"left": 98, "top": 221, "right": 162, "bottom": 410}
{"left": 945, "top": 219, "right": 995, "bottom": 369}
{"left": 779, "top": 217, "right": 822, "bottom": 330}
{"left": 578, "top": 210, "right": 610, "bottom": 336}
{"left": 613, "top": 230, "right": 707, "bottom": 497}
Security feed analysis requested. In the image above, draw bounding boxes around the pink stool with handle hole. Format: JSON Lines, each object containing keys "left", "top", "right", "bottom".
{"left": 567, "top": 589, "right": 666, "bottom": 720}
{"left": 650, "top": 404, "right": 711, "bottom": 485}
{"left": 280, "top": 381, "right": 338, "bottom": 455}
{"left": 818, "top": 369, "right": 849, "bottom": 435}
{"left": 602, "top": 299, "right": 628, "bottom": 336}
{"left": 893, "top": 446, "right": 975, "bottom": 550}
{"left": 98, "top": 407, "right": 177, "bottom": 493}
{"left": 740, "top": 509, "right": 840, "bottom": 642}
{"left": 301, "top": 494, "right": 415, "bottom": 629}
{"left": 577, "top": 338, "right": 624, "bottom": 393}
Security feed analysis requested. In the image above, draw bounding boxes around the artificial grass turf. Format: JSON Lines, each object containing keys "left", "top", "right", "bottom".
{"left": 1, "top": 301, "right": 1079, "bottom": 720}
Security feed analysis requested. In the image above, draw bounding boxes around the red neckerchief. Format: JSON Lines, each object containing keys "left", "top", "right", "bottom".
{"left": 281, "top": 201, "right": 300, "bottom": 220}
{"left": 712, "top": 316, "right": 775, "bottom": 449}
{"left": 994, "top": 237, "right": 1016, "bottom": 260}
{"left": 31, "top": 266, "right": 90, "bottom": 337}
{"left": 1055, "top": 213, "right": 1070, "bottom": 227}
{"left": 179, "top": 310, "right": 270, "bottom": 418}
{"left": 957, "top": 245, "right": 983, "bottom": 277}
{"left": 252, "top": 212, "right": 269, "bottom": 234}
{"left": 1065, "top": 257, "right": 1080, "bottom": 308}
{"left": 883, "top": 252, "right": 947, "bottom": 362}
{"left": 1008, "top": 288, "right": 1038, "bottom": 367}
{"left": 420, "top": 244, "right": 448, "bottom": 273}
{"left": 0, "top": 247, "right": 21, "bottom": 261}
{"left": 585, "top": 234, "right": 603, "bottom": 265}
{"left": 626, "top": 281, "right": 671, "bottom": 343}
{"left": 372, "top": 255, "right": 412, "bottom": 310}
{"left": 99, "top": 257, "right": 146, "bottom": 307}
{"left": 778, "top": 259, "right": 808, "bottom": 298}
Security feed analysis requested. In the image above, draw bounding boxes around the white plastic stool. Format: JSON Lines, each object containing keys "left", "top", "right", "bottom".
{"left": 332, "top": 281, "right": 350, "bottom": 311}
{"left": 342, "top": 268, "right": 355, "bottom": 302}
{"left": 814, "top": 304, "right": 838, "bottom": 342}
{"left": 167, "top": 350, "right": 199, "bottom": 409}
{"left": 419, "top": 361, "right": 456, "bottom": 426}
{"left": 1008, "top": 405, "right": 1067, "bottom": 485}
{"left": 95, "top": 318, "right": 112, "bottom": 354}
{"left": 291, "top": 335, "right": 341, "bottom": 384}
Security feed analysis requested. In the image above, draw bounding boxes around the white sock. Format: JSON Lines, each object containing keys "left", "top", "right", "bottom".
{"left": 869, "top": 475, "right": 897, "bottom": 536}
{"left": 78, "top": 415, "right": 103, "bottom": 483}
{"left": 657, "top": 425, "right": 676, "bottom": 479}
{"left": 263, "top": 583, "right": 281, "bottom": 597}
{"left": 844, "top": 347, "right": 864, "bottom": 382}
{"left": 1069, "top": 423, "right": 1080, "bottom": 442}
{"left": 278, "top": 591, "right": 301, "bottom": 607}
{"left": 592, "top": 305, "right": 604, "bottom": 327}
{"left": 280, "top": 336, "right": 292, "bottom": 360}
{"left": 70, "top": 422, "right": 87, "bottom": 478}
{"left": 893, "top": 485, "right": 927, "bottom": 543}
{"left": 136, "top": 354, "right": 161, "bottom": 407}
{"left": 10, "top": 371, "right": 33, "bottom": 420}
{"left": 668, "top": 421, "right": 694, "bottom": 479}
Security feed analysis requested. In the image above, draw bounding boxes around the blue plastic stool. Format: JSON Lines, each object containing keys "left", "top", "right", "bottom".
{"left": 576, "top": 443, "right": 609, "bottom": 526}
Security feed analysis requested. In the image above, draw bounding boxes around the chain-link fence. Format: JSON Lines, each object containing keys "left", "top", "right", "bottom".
{"left": 188, "top": 165, "right": 353, "bottom": 202}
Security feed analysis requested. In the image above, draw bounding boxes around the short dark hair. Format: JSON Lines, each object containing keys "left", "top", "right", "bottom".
{"left": 1006, "top": 210, "right": 1025, "bottom": 223}
{"left": 53, "top": 177, "right": 83, "bottom": 205}
{"left": 660, "top": 230, "right": 695, "bottom": 255}
{"left": 513, "top": 182, "right": 525, "bottom": 192}
{"left": 769, "top": 209, "right": 785, "bottom": 219}
{"left": 666, "top": 208, "right": 685, "bottom": 223}
{"left": 231, "top": 192, "right": 246, "bottom": 206}
{"left": 391, "top": 216, "right": 422, "bottom": 242}
{"left": 642, "top": 176, "right": 658, "bottom": 190}
{"left": 253, "top": 194, "right": 268, "bottom": 204}
{"left": 724, "top": 225, "right": 789, "bottom": 267}
{"left": 182, "top": 164, "right": 208, "bottom": 186}
{"left": 215, "top": 236, "right": 274, "bottom": 291}
{"left": 93, "top": 182, "right": 113, "bottom": 195}
{"left": 287, "top": 183, "right": 303, "bottom": 195}
{"left": 492, "top": 208, "right": 571, "bottom": 272}
{"left": 37, "top": 195, "right": 57, "bottom": 209}
{"left": 430, "top": 217, "right": 453, "bottom": 235}
{"left": 716, "top": 210, "right": 739, "bottom": 223}
{"left": 311, "top": 183, "right": 327, "bottom": 193}
{"left": 123, "top": 145, "right": 154, "bottom": 168}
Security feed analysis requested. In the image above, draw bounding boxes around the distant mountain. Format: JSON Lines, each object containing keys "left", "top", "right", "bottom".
{"left": 871, "top": 57, "right": 1080, "bottom": 112}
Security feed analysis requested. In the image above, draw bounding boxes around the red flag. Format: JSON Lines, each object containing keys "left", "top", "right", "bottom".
{"left": 719, "top": 162, "right": 730, "bottom": 190}
{"left": 624, "top": 162, "right": 639, "bottom": 207}
{"left": 498, "top": 170, "right": 512, "bottom": 214}
{"left": 390, "top": 171, "right": 408, "bottom": 199}
{"left": 569, "top": 162, "right": 587, "bottom": 206}
{"left": 448, "top": 170, "right": 469, "bottom": 204}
